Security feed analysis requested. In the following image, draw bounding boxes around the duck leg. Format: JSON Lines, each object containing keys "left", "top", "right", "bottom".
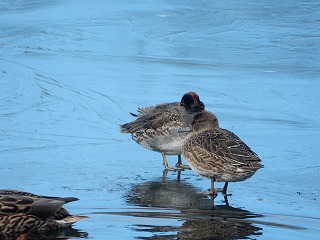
{"left": 162, "top": 152, "right": 186, "bottom": 171}
{"left": 213, "top": 182, "right": 230, "bottom": 195}
{"left": 161, "top": 151, "right": 170, "bottom": 169}
{"left": 210, "top": 179, "right": 216, "bottom": 195}
{"left": 223, "top": 194, "right": 230, "bottom": 206}
{"left": 175, "top": 155, "right": 191, "bottom": 170}
{"left": 209, "top": 194, "right": 215, "bottom": 208}
{"left": 222, "top": 182, "right": 229, "bottom": 195}
{"left": 198, "top": 179, "right": 218, "bottom": 197}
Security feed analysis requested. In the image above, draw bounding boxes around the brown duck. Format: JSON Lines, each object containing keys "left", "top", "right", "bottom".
{"left": 0, "top": 190, "right": 86, "bottom": 239}
{"left": 181, "top": 111, "right": 263, "bottom": 195}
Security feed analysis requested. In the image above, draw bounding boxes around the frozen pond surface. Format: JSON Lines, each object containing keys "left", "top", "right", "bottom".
{"left": 1, "top": 0, "right": 320, "bottom": 239}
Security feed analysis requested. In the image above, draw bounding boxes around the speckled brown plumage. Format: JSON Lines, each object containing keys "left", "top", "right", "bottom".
{"left": 120, "top": 92, "right": 205, "bottom": 170}
{"left": 0, "top": 190, "right": 86, "bottom": 236}
{"left": 182, "top": 111, "right": 263, "bottom": 195}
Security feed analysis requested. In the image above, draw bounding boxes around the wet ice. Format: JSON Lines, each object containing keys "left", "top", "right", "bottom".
{"left": 1, "top": 0, "right": 320, "bottom": 239}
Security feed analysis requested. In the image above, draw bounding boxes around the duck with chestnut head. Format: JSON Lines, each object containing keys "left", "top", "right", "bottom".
{"left": 120, "top": 92, "right": 205, "bottom": 170}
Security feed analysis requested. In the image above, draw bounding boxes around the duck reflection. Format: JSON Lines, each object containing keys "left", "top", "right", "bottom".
{"left": 126, "top": 170, "right": 262, "bottom": 240}
{"left": 0, "top": 227, "right": 88, "bottom": 240}
{"left": 127, "top": 170, "right": 216, "bottom": 209}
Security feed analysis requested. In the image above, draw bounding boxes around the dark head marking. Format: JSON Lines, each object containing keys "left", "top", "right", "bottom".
{"left": 180, "top": 92, "right": 205, "bottom": 111}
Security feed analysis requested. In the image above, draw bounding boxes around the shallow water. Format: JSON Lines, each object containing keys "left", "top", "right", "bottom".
{"left": 1, "top": 0, "right": 320, "bottom": 239}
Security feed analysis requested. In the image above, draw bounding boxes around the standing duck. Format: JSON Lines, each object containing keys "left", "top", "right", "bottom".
{"left": 181, "top": 111, "right": 263, "bottom": 195}
{"left": 120, "top": 92, "right": 205, "bottom": 170}
{"left": 0, "top": 190, "right": 86, "bottom": 239}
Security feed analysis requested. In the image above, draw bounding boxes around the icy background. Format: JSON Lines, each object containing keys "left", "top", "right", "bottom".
{"left": 1, "top": 0, "right": 320, "bottom": 239}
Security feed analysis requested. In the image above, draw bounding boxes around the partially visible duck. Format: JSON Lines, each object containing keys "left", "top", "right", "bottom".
{"left": 120, "top": 92, "right": 205, "bottom": 170}
{"left": 181, "top": 111, "right": 263, "bottom": 195}
{"left": 0, "top": 190, "right": 86, "bottom": 239}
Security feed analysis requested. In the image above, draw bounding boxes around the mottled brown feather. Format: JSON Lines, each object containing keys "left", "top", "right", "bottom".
{"left": 182, "top": 111, "right": 263, "bottom": 184}
{"left": 0, "top": 190, "right": 85, "bottom": 234}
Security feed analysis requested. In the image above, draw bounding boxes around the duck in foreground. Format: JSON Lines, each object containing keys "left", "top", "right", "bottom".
{"left": 120, "top": 92, "right": 205, "bottom": 170}
{"left": 0, "top": 190, "right": 87, "bottom": 239}
{"left": 181, "top": 111, "right": 263, "bottom": 196}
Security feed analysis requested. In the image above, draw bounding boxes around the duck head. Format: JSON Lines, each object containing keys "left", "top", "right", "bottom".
{"left": 179, "top": 111, "right": 219, "bottom": 133}
{"left": 180, "top": 92, "right": 205, "bottom": 111}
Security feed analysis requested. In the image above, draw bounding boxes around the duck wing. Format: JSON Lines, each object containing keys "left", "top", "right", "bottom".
{"left": 0, "top": 190, "right": 79, "bottom": 219}
{"left": 184, "top": 130, "right": 262, "bottom": 168}
{"left": 121, "top": 111, "right": 181, "bottom": 134}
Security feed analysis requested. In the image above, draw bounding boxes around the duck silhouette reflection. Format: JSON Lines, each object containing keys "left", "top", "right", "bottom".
{"left": 126, "top": 170, "right": 262, "bottom": 240}
{"left": 0, "top": 227, "right": 88, "bottom": 240}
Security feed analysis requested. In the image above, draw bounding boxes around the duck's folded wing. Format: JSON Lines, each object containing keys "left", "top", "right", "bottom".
{"left": 136, "top": 102, "right": 178, "bottom": 116}
{"left": 121, "top": 111, "right": 180, "bottom": 134}
{"left": 185, "top": 130, "right": 261, "bottom": 167}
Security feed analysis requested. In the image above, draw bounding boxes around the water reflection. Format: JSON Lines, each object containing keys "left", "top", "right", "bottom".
{"left": 0, "top": 227, "right": 88, "bottom": 240}
{"left": 125, "top": 171, "right": 263, "bottom": 239}
{"left": 127, "top": 170, "right": 215, "bottom": 209}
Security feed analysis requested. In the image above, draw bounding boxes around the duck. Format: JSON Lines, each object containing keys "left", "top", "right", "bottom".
{"left": 0, "top": 190, "right": 86, "bottom": 239}
{"left": 120, "top": 92, "right": 205, "bottom": 170}
{"left": 180, "top": 111, "right": 263, "bottom": 195}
